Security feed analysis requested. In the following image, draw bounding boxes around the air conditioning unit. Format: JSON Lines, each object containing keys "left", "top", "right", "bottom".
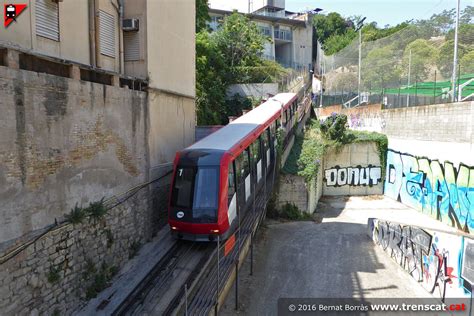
{"left": 123, "top": 18, "right": 139, "bottom": 32}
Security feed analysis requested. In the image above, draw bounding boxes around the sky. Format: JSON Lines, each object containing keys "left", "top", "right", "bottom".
{"left": 209, "top": 0, "right": 471, "bottom": 27}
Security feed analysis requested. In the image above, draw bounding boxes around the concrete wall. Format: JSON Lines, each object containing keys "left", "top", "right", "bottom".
{"left": 292, "top": 20, "right": 312, "bottom": 68}
{"left": 368, "top": 218, "right": 472, "bottom": 300}
{"left": 146, "top": 0, "right": 195, "bottom": 97}
{"left": 148, "top": 90, "right": 195, "bottom": 169}
{"left": 227, "top": 83, "right": 278, "bottom": 99}
{"left": 0, "top": 0, "right": 120, "bottom": 72}
{"left": 323, "top": 142, "right": 383, "bottom": 196}
{"left": 0, "top": 65, "right": 148, "bottom": 245}
{"left": 320, "top": 101, "right": 474, "bottom": 233}
{"left": 385, "top": 149, "right": 474, "bottom": 234}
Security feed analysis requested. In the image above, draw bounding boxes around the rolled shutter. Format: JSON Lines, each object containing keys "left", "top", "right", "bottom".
{"left": 36, "top": 0, "right": 59, "bottom": 41}
{"left": 99, "top": 10, "right": 116, "bottom": 58}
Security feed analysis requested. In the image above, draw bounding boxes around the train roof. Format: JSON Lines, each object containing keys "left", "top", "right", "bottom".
{"left": 187, "top": 93, "right": 297, "bottom": 153}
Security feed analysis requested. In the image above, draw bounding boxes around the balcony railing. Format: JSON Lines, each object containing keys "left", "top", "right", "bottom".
{"left": 274, "top": 29, "right": 292, "bottom": 41}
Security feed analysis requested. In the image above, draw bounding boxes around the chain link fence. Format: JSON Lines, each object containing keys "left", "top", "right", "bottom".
{"left": 316, "top": 13, "right": 474, "bottom": 108}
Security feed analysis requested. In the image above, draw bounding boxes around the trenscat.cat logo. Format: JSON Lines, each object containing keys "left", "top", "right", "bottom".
{"left": 4, "top": 3, "right": 27, "bottom": 28}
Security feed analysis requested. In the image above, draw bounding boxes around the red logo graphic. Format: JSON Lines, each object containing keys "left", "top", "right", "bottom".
{"left": 4, "top": 3, "right": 27, "bottom": 28}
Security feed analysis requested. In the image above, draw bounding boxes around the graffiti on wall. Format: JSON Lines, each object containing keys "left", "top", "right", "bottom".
{"left": 385, "top": 150, "right": 474, "bottom": 233}
{"left": 325, "top": 165, "right": 382, "bottom": 187}
{"left": 368, "top": 218, "right": 471, "bottom": 301}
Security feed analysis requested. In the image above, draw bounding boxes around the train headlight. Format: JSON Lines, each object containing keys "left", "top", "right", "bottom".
{"left": 211, "top": 229, "right": 219, "bottom": 233}
{"left": 171, "top": 226, "right": 178, "bottom": 230}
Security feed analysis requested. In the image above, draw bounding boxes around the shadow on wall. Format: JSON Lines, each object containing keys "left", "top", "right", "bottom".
{"left": 368, "top": 218, "right": 472, "bottom": 302}
{"left": 385, "top": 149, "right": 474, "bottom": 234}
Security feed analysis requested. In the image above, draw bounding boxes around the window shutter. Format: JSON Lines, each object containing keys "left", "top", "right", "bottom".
{"left": 36, "top": 0, "right": 59, "bottom": 41}
{"left": 99, "top": 10, "right": 116, "bottom": 58}
{"left": 124, "top": 32, "right": 140, "bottom": 61}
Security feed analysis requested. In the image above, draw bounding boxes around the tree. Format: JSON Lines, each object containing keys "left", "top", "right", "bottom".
{"left": 460, "top": 51, "right": 474, "bottom": 74}
{"left": 446, "top": 24, "right": 474, "bottom": 46}
{"left": 401, "top": 39, "right": 439, "bottom": 81}
{"left": 196, "top": 0, "right": 210, "bottom": 33}
{"left": 361, "top": 46, "right": 400, "bottom": 90}
{"left": 196, "top": 12, "right": 277, "bottom": 125}
{"left": 437, "top": 40, "right": 468, "bottom": 78}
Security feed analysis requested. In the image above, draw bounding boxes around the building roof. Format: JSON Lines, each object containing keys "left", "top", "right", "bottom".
{"left": 209, "top": 8, "right": 307, "bottom": 27}
{"left": 188, "top": 93, "right": 296, "bottom": 152}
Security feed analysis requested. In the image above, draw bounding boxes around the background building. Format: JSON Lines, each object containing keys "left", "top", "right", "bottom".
{"left": 209, "top": 0, "right": 313, "bottom": 70}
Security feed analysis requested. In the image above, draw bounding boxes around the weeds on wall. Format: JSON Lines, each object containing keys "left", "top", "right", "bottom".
{"left": 84, "top": 260, "right": 118, "bottom": 299}
{"left": 47, "top": 265, "right": 61, "bottom": 284}
{"left": 85, "top": 198, "right": 107, "bottom": 221}
{"left": 65, "top": 203, "right": 86, "bottom": 225}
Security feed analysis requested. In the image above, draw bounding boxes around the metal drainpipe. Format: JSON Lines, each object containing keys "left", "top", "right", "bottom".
{"left": 88, "top": 0, "right": 96, "bottom": 67}
{"left": 94, "top": 0, "right": 101, "bottom": 68}
{"left": 118, "top": 0, "right": 124, "bottom": 75}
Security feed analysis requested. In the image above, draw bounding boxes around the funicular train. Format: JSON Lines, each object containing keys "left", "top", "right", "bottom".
{"left": 168, "top": 93, "right": 299, "bottom": 241}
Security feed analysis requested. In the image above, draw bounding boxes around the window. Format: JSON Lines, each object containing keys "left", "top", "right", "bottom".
{"left": 99, "top": 10, "right": 116, "bottom": 57}
{"left": 124, "top": 31, "right": 140, "bottom": 61}
{"left": 36, "top": 0, "right": 59, "bottom": 41}
{"left": 228, "top": 164, "right": 235, "bottom": 204}
{"left": 193, "top": 168, "right": 218, "bottom": 209}
{"left": 251, "top": 139, "right": 261, "bottom": 161}
{"left": 171, "top": 167, "right": 195, "bottom": 209}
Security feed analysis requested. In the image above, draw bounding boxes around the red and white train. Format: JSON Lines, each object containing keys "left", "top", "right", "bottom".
{"left": 168, "top": 93, "right": 298, "bottom": 241}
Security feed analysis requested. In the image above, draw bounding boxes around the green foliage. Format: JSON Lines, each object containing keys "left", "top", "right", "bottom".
{"left": 362, "top": 46, "right": 400, "bottom": 90}
{"left": 437, "top": 40, "right": 468, "bottom": 78}
{"left": 279, "top": 203, "right": 313, "bottom": 220}
{"left": 196, "top": 12, "right": 275, "bottom": 125}
{"left": 322, "top": 30, "right": 357, "bottom": 55}
{"left": 402, "top": 39, "right": 439, "bottom": 81}
{"left": 319, "top": 113, "right": 348, "bottom": 143}
{"left": 362, "top": 22, "right": 410, "bottom": 42}
{"left": 129, "top": 241, "right": 141, "bottom": 259}
{"left": 85, "top": 197, "right": 107, "bottom": 221}
{"left": 196, "top": 0, "right": 210, "bottom": 33}
{"left": 446, "top": 24, "right": 474, "bottom": 46}
{"left": 47, "top": 265, "right": 61, "bottom": 284}
{"left": 85, "top": 261, "right": 118, "bottom": 299}
{"left": 313, "top": 12, "right": 355, "bottom": 55}
{"left": 65, "top": 203, "right": 86, "bottom": 225}
{"left": 460, "top": 51, "right": 474, "bottom": 74}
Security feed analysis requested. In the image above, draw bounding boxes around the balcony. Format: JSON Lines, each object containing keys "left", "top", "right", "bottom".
{"left": 259, "top": 26, "right": 272, "bottom": 37}
{"left": 274, "top": 29, "right": 292, "bottom": 41}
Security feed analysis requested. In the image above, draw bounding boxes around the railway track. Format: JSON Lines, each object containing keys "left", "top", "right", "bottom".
{"left": 112, "top": 241, "right": 213, "bottom": 316}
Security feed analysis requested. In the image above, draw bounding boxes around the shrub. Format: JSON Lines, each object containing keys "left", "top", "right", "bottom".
{"left": 85, "top": 197, "right": 107, "bottom": 221}
{"left": 65, "top": 203, "right": 85, "bottom": 225}
{"left": 320, "top": 113, "right": 348, "bottom": 143}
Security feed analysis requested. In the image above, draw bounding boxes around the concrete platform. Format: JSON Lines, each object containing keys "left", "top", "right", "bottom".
{"left": 220, "top": 196, "right": 454, "bottom": 315}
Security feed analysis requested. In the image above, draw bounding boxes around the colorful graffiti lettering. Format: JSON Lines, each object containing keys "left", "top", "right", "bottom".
{"left": 385, "top": 150, "right": 474, "bottom": 233}
{"left": 325, "top": 165, "right": 382, "bottom": 187}
{"left": 368, "top": 219, "right": 471, "bottom": 301}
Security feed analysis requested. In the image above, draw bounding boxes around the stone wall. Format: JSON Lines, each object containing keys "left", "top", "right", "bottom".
{"left": 0, "top": 190, "right": 149, "bottom": 315}
{"left": 323, "top": 142, "right": 383, "bottom": 196}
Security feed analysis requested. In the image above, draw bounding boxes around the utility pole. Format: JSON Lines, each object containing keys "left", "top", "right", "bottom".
{"left": 407, "top": 49, "right": 412, "bottom": 107}
{"left": 358, "top": 28, "right": 362, "bottom": 106}
{"left": 451, "top": 0, "right": 460, "bottom": 102}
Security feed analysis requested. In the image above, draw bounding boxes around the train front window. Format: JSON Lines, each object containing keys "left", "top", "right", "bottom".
{"left": 193, "top": 167, "right": 218, "bottom": 209}
{"left": 171, "top": 167, "right": 195, "bottom": 209}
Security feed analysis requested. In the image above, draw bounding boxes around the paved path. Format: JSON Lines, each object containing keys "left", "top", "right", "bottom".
{"left": 220, "top": 196, "right": 451, "bottom": 316}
